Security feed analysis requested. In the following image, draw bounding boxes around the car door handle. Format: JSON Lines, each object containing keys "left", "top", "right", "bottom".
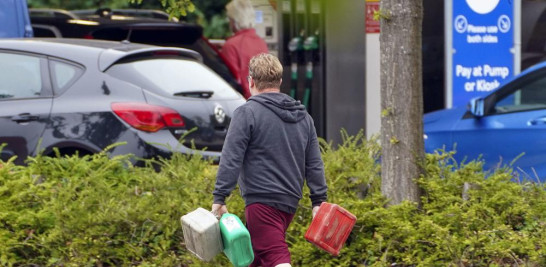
{"left": 528, "top": 117, "right": 546, "bottom": 126}
{"left": 11, "top": 113, "right": 39, "bottom": 123}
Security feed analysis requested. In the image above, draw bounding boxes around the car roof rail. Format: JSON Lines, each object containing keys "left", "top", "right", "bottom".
{"left": 29, "top": 8, "right": 80, "bottom": 19}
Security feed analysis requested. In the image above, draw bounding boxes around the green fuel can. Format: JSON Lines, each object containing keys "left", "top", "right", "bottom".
{"left": 219, "top": 213, "right": 254, "bottom": 267}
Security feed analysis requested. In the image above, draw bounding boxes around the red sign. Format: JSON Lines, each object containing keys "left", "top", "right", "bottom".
{"left": 366, "top": 1, "right": 380, "bottom": 34}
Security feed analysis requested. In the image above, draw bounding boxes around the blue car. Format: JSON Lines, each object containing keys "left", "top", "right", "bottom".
{"left": 424, "top": 61, "right": 546, "bottom": 181}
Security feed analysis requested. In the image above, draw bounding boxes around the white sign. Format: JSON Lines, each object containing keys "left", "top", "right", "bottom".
{"left": 465, "top": 0, "right": 500, "bottom": 14}
{"left": 255, "top": 10, "right": 263, "bottom": 24}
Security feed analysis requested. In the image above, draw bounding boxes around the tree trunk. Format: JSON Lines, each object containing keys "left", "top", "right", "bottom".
{"left": 379, "top": 0, "right": 424, "bottom": 205}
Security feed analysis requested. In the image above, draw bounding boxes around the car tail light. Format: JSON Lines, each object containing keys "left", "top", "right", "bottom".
{"left": 111, "top": 102, "right": 185, "bottom": 132}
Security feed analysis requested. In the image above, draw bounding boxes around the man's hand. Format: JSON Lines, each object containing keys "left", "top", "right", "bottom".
{"left": 312, "top": 206, "right": 320, "bottom": 219}
{"left": 211, "top": 203, "right": 228, "bottom": 219}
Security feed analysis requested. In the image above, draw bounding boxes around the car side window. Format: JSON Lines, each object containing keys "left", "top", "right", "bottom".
{"left": 0, "top": 52, "right": 42, "bottom": 99}
{"left": 493, "top": 75, "right": 546, "bottom": 114}
{"left": 49, "top": 60, "right": 84, "bottom": 95}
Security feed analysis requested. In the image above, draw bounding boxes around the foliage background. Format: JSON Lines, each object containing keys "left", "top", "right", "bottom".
{"left": 2, "top": 131, "right": 546, "bottom": 266}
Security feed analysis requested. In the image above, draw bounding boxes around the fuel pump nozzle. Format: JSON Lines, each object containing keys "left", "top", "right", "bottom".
{"left": 302, "top": 29, "right": 319, "bottom": 109}
{"left": 288, "top": 30, "right": 305, "bottom": 99}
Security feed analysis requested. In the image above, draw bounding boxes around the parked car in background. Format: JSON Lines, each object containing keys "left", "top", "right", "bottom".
{"left": 0, "top": 38, "right": 245, "bottom": 165}
{"left": 424, "top": 61, "right": 546, "bottom": 181}
{"left": 0, "top": 0, "right": 33, "bottom": 38}
{"left": 29, "top": 8, "right": 244, "bottom": 96}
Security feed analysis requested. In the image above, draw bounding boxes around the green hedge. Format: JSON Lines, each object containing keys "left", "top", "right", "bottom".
{"left": 1, "top": 131, "right": 546, "bottom": 266}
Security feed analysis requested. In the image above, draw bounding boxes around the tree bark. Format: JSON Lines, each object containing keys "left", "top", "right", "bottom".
{"left": 379, "top": 0, "right": 424, "bottom": 205}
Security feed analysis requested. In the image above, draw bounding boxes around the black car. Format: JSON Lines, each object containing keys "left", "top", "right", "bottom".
{"left": 29, "top": 9, "right": 244, "bottom": 96}
{"left": 0, "top": 38, "right": 245, "bottom": 164}
{"left": 70, "top": 8, "right": 178, "bottom": 21}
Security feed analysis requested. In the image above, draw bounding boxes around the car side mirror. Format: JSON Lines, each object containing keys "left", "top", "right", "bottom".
{"left": 468, "top": 97, "right": 484, "bottom": 117}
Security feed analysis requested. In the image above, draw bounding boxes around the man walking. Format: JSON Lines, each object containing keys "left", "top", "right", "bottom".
{"left": 212, "top": 53, "right": 328, "bottom": 267}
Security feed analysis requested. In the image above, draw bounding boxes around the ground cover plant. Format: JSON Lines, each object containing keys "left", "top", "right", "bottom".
{"left": 1, "top": 131, "right": 546, "bottom": 266}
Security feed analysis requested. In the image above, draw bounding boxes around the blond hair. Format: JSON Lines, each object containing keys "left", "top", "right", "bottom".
{"left": 226, "top": 0, "right": 255, "bottom": 31}
{"left": 249, "top": 53, "right": 283, "bottom": 90}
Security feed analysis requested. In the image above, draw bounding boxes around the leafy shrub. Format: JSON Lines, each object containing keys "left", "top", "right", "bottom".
{"left": 0, "top": 149, "right": 237, "bottom": 266}
{"left": 1, "top": 131, "right": 546, "bottom": 266}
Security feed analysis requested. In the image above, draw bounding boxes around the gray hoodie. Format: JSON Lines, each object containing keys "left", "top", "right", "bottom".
{"left": 213, "top": 92, "right": 327, "bottom": 213}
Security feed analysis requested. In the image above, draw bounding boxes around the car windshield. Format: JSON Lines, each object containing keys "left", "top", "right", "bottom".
{"left": 107, "top": 58, "right": 240, "bottom": 100}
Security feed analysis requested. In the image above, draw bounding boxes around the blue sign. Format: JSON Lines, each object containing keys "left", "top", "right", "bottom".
{"left": 452, "top": 0, "right": 514, "bottom": 107}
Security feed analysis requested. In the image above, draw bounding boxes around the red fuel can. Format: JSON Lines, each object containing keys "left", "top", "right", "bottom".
{"left": 304, "top": 202, "right": 356, "bottom": 256}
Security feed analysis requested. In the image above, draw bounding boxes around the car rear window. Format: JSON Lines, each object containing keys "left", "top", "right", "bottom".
{"left": 187, "top": 39, "right": 244, "bottom": 95}
{"left": 106, "top": 58, "right": 240, "bottom": 100}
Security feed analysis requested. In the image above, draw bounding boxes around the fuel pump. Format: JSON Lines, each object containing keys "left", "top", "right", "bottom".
{"left": 278, "top": 0, "right": 326, "bottom": 138}
{"left": 287, "top": 30, "right": 304, "bottom": 99}
{"left": 302, "top": 29, "right": 319, "bottom": 109}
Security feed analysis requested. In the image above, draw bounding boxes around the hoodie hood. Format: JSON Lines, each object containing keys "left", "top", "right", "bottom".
{"left": 249, "top": 92, "right": 307, "bottom": 122}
